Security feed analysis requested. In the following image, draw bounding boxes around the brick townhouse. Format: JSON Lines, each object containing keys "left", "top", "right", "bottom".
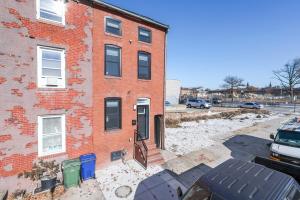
{"left": 0, "top": 0, "right": 168, "bottom": 190}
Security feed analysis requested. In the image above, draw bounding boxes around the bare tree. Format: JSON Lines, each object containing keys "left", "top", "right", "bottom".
{"left": 273, "top": 58, "right": 300, "bottom": 102}
{"left": 222, "top": 76, "right": 244, "bottom": 102}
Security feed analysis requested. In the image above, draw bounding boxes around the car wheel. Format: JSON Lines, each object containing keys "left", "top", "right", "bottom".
{"left": 187, "top": 104, "right": 191, "bottom": 108}
{"left": 200, "top": 105, "right": 205, "bottom": 109}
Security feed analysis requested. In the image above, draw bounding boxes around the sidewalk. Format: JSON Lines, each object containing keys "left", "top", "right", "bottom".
{"left": 95, "top": 160, "right": 163, "bottom": 200}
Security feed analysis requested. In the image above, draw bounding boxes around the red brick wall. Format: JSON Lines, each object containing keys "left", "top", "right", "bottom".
{"left": 0, "top": 0, "right": 93, "bottom": 190}
{"left": 0, "top": 0, "right": 166, "bottom": 191}
{"left": 92, "top": 5, "right": 166, "bottom": 168}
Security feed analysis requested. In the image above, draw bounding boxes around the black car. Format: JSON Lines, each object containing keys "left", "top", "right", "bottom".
{"left": 182, "top": 159, "right": 300, "bottom": 200}
{"left": 134, "top": 158, "right": 300, "bottom": 200}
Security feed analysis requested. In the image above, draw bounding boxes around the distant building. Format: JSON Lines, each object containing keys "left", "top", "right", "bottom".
{"left": 166, "top": 79, "right": 181, "bottom": 104}
{"left": 179, "top": 87, "right": 208, "bottom": 103}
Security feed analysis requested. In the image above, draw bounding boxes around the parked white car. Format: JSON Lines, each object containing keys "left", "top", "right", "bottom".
{"left": 186, "top": 99, "right": 211, "bottom": 109}
{"left": 239, "top": 102, "right": 264, "bottom": 109}
{"left": 270, "top": 117, "right": 300, "bottom": 165}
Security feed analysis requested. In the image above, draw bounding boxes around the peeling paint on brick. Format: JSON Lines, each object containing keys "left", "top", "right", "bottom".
{"left": 26, "top": 82, "right": 36, "bottom": 89}
{"left": 0, "top": 77, "right": 6, "bottom": 84}
{"left": 11, "top": 88, "right": 23, "bottom": 97}
{"left": 25, "top": 141, "right": 37, "bottom": 148}
{"left": 5, "top": 106, "right": 35, "bottom": 136}
{"left": 0, "top": 135, "right": 12, "bottom": 143}
{"left": 0, "top": 0, "right": 93, "bottom": 188}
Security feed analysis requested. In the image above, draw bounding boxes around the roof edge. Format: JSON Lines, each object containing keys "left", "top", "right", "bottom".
{"left": 92, "top": 0, "right": 169, "bottom": 31}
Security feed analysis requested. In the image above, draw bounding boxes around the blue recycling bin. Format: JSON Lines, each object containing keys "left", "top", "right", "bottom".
{"left": 80, "top": 153, "right": 96, "bottom": 181}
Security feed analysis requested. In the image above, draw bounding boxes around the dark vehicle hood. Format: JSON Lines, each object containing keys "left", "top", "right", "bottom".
{"left": 197, "top": 159, "right": 298, "bottom": 200}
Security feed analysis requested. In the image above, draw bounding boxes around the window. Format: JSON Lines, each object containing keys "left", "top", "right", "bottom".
{"left": 37, "top": 0, "right": 64, "bottom": 24}
{"left": 37, "top": 46, "right": 65, "bottom": 88}
{"left": 38, "top": 115, "right": 66, "bottom": 157}
{"left": 138, "top": 51, "right": 151, "bottom": 80}
{"left": 138, "top": 27, "right": 152, "bottom": 43}
{"left": 105, "top": 45, "right": 121, "bottom": 77}
{"left": 105, "top": 98, "right": 121, "bottom": 130}
{"left": 105, "top": 17, "right": 122, "bottom": 36}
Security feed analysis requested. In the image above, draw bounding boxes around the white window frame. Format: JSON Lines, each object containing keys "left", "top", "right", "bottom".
{"left": 36, "top": 0, "right": 65, "bottom": 25}
{"left": 37, "top": 46, "right": 65, "bottom": 88}
{"left": 38, "top": 114, "right": 66, "bottom": 157}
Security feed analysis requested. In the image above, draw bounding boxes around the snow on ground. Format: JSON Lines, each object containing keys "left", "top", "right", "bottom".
{"left": 96, "top": 160, "right": 163, "bottom": 200}
{"left": 166, "top": 113, "right": 281, "bottom": 156}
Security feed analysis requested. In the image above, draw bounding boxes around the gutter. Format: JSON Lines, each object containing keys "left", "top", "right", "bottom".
{"left": 162, "top": 32, "right": 167, "bottom": 150}
{"left": 92, "top": 0, "right": 169, "bottom": 31}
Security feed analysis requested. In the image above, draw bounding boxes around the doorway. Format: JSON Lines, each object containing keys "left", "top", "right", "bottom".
{"left": 137, "top": 105, "right": 149, "bottom": 141}
{"left": 154, "top": 115, "right": 163, "bottom": 148}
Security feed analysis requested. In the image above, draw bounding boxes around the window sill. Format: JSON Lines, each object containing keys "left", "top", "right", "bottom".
{"left": 105, "top": 128, "right": 122, "bottom": 134}
{"left": 37, "top": 87, "right": 67, "bottom": 92}
{"left": 38, "top": 151, "right": 66, "bottom": 158}
{"left": 36, "top": 18, "right": 65, "bottom": 27}
{"left": 104, "top": 75, "right": 122, "bottom": 79}
{"left": 138, "top": 78, "right": 151, "bottom": 82}
{"left": 105, "top": 32, "right": 122, "bottom": 39}
{"left": 138, "top": 41, "right": 152, "bottom": 46}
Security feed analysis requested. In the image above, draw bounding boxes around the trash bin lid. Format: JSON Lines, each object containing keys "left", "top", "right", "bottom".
{"left": 62, "top": 158, "right": 80, "bottom": 169}
{"left": 80, "top": 153, "right": 96, "bottom": 162}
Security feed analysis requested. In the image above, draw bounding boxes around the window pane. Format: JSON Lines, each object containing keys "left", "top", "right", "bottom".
{"left": 139, "top": 54, "right": 149, "bottom": 62}
{"left": 40, "top": 0, "right": 63, "bottom": 22}
{"left": 140, "top": 30, "right": 150, "bottom": 37}
{"left": 40, "top": 12, "right": 62, "bottom": 22}
{"left": 41, "top": 49, "right": 62, "bottom": 76}
{"left": 106, "top": 18, "right": 121, "bottom": 35}
{"left": 42, "top": 134, "right": 62, "bottom": 153}
{"left": 106, "top": 47, "right": 120, "bottom": 62}
{"left": 106, "top": 48, "right": 119, "bottom": 57}
{"left": 42, "top": 50, "right": 61, "bottom": 61}
{"left": 43, "top": 117, "right": 62, "bottom": 134}
{"left": 139, "top": 28, "right": 151, "bottom": 43}
{"left": 42, "top": 68, "right": 61, "bottom": 77}
{"left": 107, "top": 21, "right": 120, "bottom": 29}
{"left": 42, "top": 59, "right": 61, "bottom": 69}
{"left": 105, "top": 99, "right": 121, "bottom": 130}
{"left": 105, "top": 46, "right": 120, "bottom": 76}
{"left": 138, "top": 52, "right": 150, "bottom": 79}
{"left": 138, "top": 68, "right": 150, "bottom": 79}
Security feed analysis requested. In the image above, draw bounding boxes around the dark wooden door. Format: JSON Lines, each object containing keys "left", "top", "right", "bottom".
{"left": 137, "top": 105, "right": 149, "bottom": 141}
{"left": 154, "top": 115, "right": 163, "bottom": 148}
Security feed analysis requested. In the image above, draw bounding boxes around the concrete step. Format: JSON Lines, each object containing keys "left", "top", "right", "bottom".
{"left": 148, "top": 156, "right": 165, "bottom": 165}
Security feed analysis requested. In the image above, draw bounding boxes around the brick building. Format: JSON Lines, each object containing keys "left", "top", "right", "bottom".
{"left": 0, "top": 0, "right": 168, "bottom": 190}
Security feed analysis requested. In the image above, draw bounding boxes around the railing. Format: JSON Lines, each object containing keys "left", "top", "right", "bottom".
{"left": 134, "top": 129, "right": 148, "bottom": 168}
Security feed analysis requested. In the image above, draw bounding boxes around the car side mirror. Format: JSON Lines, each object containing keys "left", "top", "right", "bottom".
{"left": 270, "top": 134, "right": 275, "bottom": 140}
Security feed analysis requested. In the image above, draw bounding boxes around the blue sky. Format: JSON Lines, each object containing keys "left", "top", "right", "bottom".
{"left": 103, "top": 0, "right": 300, "bottom": 89}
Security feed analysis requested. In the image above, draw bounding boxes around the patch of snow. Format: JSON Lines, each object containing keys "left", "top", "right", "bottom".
{"left": 165, "top": 113, "right": 280, "bottom": 156}
{"left": 96, "top": 160, "right": 163, "bottom": 200}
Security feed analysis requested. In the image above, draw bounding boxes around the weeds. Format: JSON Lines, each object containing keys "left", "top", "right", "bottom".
{"left": 165, "top": 109, "right": 270, "bottom": 128}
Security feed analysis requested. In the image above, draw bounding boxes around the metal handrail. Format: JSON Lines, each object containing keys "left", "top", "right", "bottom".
{"left": 134, "top": 129, "right": 148, "bottom": 167}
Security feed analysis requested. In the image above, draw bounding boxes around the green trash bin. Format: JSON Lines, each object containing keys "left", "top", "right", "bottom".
{"left": 62, "top": 158, "right": 81, "bottom": 188}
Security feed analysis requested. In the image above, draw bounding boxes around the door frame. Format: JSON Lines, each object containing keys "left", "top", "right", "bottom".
{"left": 136, "top": 98, "right": 150, "bottom": 141}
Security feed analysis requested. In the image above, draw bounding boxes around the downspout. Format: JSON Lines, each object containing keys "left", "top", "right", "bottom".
{"left": 162, "top": 30, "right": 168, "bottom": 150}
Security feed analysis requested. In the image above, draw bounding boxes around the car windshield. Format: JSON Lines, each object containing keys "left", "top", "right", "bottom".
{"left": 275, "top": 130, "right": 300, "bottom": 147}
